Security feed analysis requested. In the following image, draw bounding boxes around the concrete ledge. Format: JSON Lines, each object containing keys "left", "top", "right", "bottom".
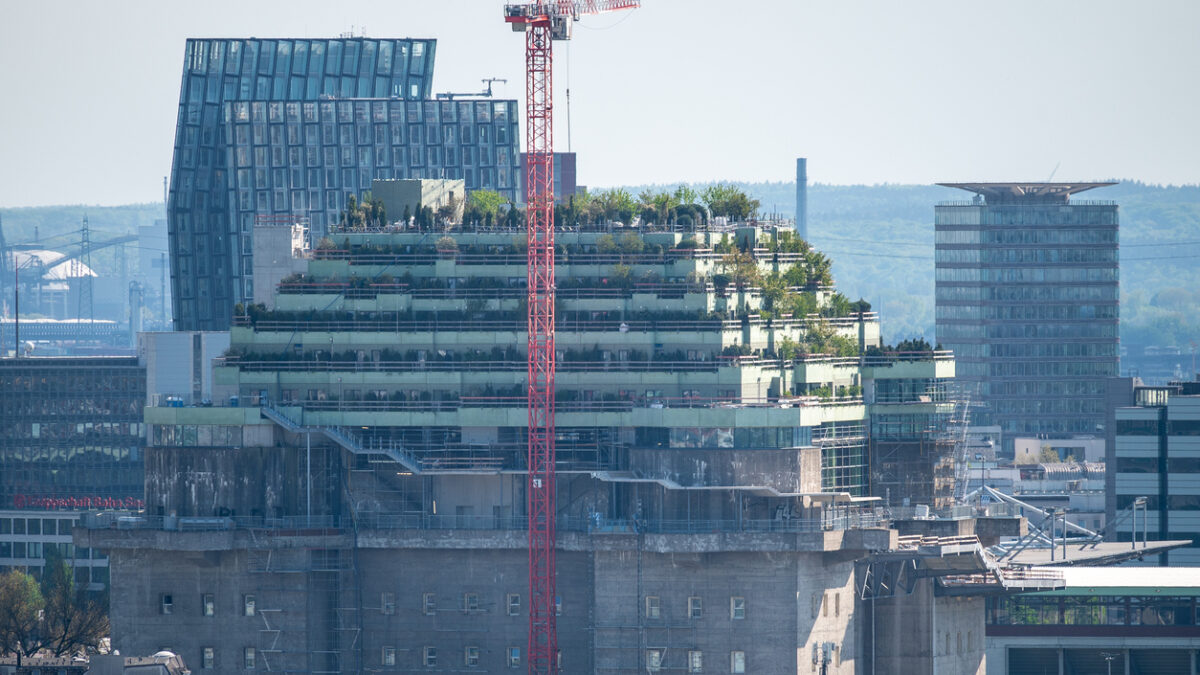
{"left": 77, "top": 525, "right": 897, "bottom": 554}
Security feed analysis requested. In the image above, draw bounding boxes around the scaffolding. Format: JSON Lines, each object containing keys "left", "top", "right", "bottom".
{"left": 246, "top": 541, "right": 361, "bottom": 673}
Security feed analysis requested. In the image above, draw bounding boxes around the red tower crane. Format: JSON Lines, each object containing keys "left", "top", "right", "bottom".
{"left": 503, "top": 2, "right": 639, "bottom": 672}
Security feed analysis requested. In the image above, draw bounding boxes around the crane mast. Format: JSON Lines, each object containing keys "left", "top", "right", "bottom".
{"left": 503, "top": 2, "right": 638, "bottom": 672}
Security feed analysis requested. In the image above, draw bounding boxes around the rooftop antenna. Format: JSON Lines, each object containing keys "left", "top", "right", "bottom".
{"left": 1047, "top": 161, "right": 1060, "bottom": 182}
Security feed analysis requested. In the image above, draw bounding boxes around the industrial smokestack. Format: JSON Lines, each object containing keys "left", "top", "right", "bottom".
{"left": 795, "top": 158, "right": 808, "bottom": 240}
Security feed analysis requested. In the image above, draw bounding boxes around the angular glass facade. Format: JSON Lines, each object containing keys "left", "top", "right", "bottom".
{"left": 934, "top": 185, "right": 1119, "bottom": 447}
{"left": 168, "top": 38, "right": 520, "bottom": 330}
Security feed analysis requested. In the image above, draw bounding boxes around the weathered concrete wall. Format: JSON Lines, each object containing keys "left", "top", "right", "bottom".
{"left": 869, "top": 577, "right": 985, "bottom": 675}
{"left": 102, "top": 529, "right": 892, "bottom": 675}
{"left": 144, "top": 444, "right": 338, "bottom": 519}
{"left": 108, "top": 548, "right": 312, "bottom": 673}
{"left": 629, "top": 446, "right": 822, "bottom": 494}
{"left": 357, "top": 548, "right": 594, "bottom": 673}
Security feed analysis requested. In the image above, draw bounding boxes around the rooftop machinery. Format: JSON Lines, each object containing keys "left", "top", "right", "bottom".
{"left": 502, "top": 2, "right": 639, "bottom": 672}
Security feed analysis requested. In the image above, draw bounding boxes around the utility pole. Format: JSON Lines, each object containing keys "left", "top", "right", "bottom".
{"left": 76, "top": 215, "right": 94, "bottom": 322}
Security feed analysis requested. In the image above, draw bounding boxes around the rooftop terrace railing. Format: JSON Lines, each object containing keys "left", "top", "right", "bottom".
{"left": 231, "top": 314, "right": 876, "bottom": 333}
{"left": 80, "top": 508, "right": 887, "bottom": 535}
{"left": 328, "top": 219, "right": 795, "bottom": 236}
{"left": 312, "top": 249, "right": 816, "bottom": 267}
{"left": 287, "top": 395, "right": 864, "bottom": 413}
{"left": 221, "top": 356, "right": 778, "bottom": 374}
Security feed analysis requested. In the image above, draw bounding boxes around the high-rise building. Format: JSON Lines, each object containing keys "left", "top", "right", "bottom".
{"left": 935, "top": 183, "right": 1120, "bottom": 451}
{"left": 167, "top": 38, "right": 520, "bottom": 330}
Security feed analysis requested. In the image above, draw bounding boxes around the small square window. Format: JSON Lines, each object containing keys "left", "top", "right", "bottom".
{"left": 688, "top": 650, "right": 703, "bottom": 673}
{"left": 202, "top": 647, "right": 215, "bottom": 670}
{"left": 382, "top": 646, "right": 396, "bottom": 666}
{"left": 243, "top": 647, "right": 256, "bottom": 670}
{"left": 645, "top": 596, "right": 661, "bottom": 619}
{"left": 464, "top": 646, "right": 480, "bottom": 667}
{"left": 688, "top": 596, "right": 703, "bottom": 619}
{"left": 381, "top": 592, "right": 395, "bottom": 615}
{"left": 730, "top": 650, "right": 745, "bottom": 674}
{"left": 647, "top": 649, "right": 662, "bottom": 672}
{"left": 423, "top": 646, "right": 437, "bottom": 667}
{"left": 730, "top": 597, "right": 745, "bottom": 620}
{"left": 507, "top": 593, "right": 521, "bottom": 616}
{"left": 508, "top": 646, "right": 521, "bottom": 667}
{"left": 463, "top": 593, "right": 479, "bottom": 611}
{"left": 244, "top": 595, "right": 256, "bottom": 617}
{"left": 202, "top": 593, "right": 215, "bottom": 616}
{"left": 161, "top": 594, "right": 174, "bottom": 615}
{"left": 423, "top": 593, "right": 436, "bottom": 615}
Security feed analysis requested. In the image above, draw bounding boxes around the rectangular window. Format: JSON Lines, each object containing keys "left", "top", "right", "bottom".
{"left": 689, "top": 596, "right": 703, "bottom": 619}
{"left": 382, "top": 646, "right": 396, "bottom": 666}
{"left": 202, "top": 593, "right": 215, "bottom": 616}
{"left": 730, "top": 651, "right": 745, "bottom": 673}
{"left": 464, "top": 646, "right": 480, "bottom": 666}
{"left": 730, "top": 597, "right": 745, "bottom": 620}
{"left": 161, "top": 594, "right": 174, "bottom": 615}
{"left": 243, "top": 647, "right": 255, "bottom": 670}
{"left": 244, "top": 595, "right": 256, "bottom": 616}
{"left": 508, "top": 647, "right": 521, "bottom": 667}
{"left": 556, "top": 595, "right": 562, "bottom": 616}
{"left": 645, "top": 596, "right": 661, "bottom": 619}
{"left": 423, "top": 592, "right": 436, "bottom": 615}
{"left": 507, "top": 593, "right": 521, "bottom": 616}
{"left": 463, "top": 592, "right": 479, "bottom": 611}
{"left": 202, "top": 647, "right": 215, "bottom": 669}
{"left": 382, "top": 592, "right": 395, "bottom": 615}
{"left": 647, "top": 649, "right": 662, "bottom": 672}
{"left": 689, "top": 650, "right": 703, "bottom": 673}
{"left": 423, "top": 646, "right": 437, "bottom": 666}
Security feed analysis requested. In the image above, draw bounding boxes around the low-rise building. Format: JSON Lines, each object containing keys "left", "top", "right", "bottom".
{"left": 1111, "top": 377, "right": 1200, "bottom": 564}
{"left": 986, "top": 566, "right": 1200, "bottom": 674}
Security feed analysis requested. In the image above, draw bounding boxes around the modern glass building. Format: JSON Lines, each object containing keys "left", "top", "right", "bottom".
{"left": 0, "top": 356, "right": 146, "bottom": 508}
{"left": 0, "top": 356, "right": 144, "bottom": 586}
{"left": 1112, "top": 378, "right": 1200, "bottom": 565}
{"left": 934, "top": 183, "right": 1119, "bottom": 450}
{"left": 168, "top": 38, "right": 520, "bottom": 330}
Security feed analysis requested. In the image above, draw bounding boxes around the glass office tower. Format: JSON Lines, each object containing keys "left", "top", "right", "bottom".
{"left": 934, "top": 183, "right": 1119, "bottom": 451}
{"left": 168, "top": 38, "right": 520, "bottom": 330}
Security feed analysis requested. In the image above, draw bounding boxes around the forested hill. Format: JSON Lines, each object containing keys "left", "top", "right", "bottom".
{"left": 614, "top": 181, "right": 1200, "bottom": 349}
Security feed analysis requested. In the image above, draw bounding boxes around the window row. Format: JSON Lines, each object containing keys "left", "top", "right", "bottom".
{"left": 646, "top": 649, "right": 745, "bottom": 673}
{"left": 383, "top": 645, "right": 529, "bottom": 669}
{"left": 935, "top": 228, "right": 1118, "bottom": 245}
{"left": 936, "top": 267, "right": 1118, "bottom": 283}
{"left": 935, "top": 247, "right": 1117, "bottom": 264}
{"left": 644, "top": 595, "right": 744, "bottom": 620}
{"left": 160, "top": 592, "right": 257, "bottom": 617}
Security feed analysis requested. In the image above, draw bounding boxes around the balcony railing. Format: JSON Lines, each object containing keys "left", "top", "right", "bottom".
{"left": 284, "top": 395, "right": 864, "bottom": 413}
{"left": 80, "top": 508, "right": 888, "bottom": 535}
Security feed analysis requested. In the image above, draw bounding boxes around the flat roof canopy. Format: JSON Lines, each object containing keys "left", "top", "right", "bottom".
{"left": 938, "top": 182, "right": 1116, "bottom": 204}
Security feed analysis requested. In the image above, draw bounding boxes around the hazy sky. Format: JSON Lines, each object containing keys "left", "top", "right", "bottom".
{"left": 1, "top": 0, "right": 1198, "bottom": 207}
